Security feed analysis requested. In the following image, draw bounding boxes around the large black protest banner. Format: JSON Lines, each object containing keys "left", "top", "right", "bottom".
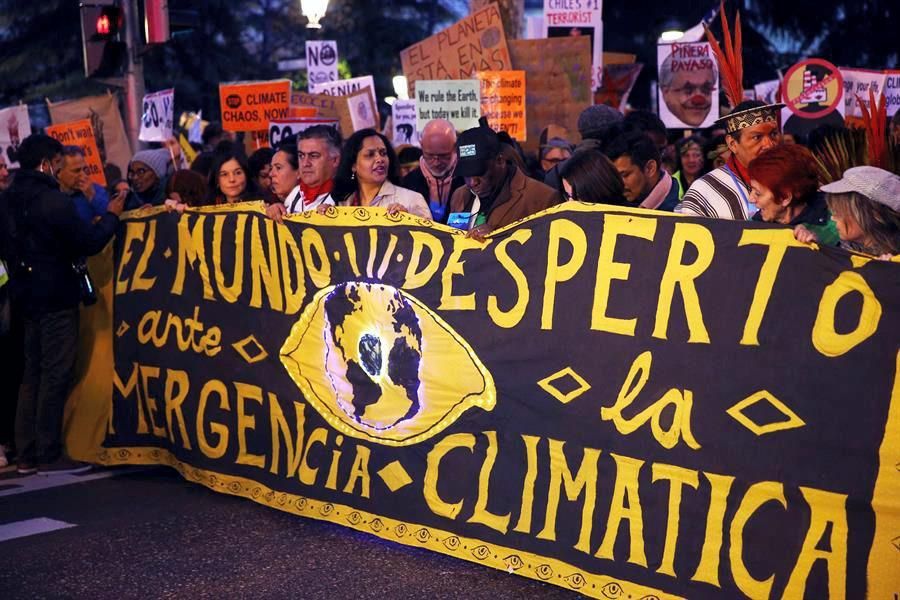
{"left": 86, "top": 203, "right": 900, "bottom": 598}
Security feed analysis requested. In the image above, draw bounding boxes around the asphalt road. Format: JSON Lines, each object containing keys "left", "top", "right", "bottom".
{"left": 0, "top": 465, "right": 581, "bottom": 599}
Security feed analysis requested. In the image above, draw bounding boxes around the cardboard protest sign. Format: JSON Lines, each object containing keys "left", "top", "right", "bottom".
{"left": 0, "top": 105, "right": 31, "bottom": 169}
{"left": 269, "top": 118, "right": 340, "bottom": 147}
{"left": 508, "top": 36, "right": 592, "bottom": 152}
{"left": 414, "top": 80, "right": 481, "bottom": 133}
{"left": 400, "top": 3, "right": 511, "bottom": 96}
{"left": 139, "top": 88, "right": 174, "bottom": 142}
{"left": 840, "top": 68, "right": 888, "bottom": 118}
{"left": 657, "top": 42, "right": 718, "bottom": 129}
{"left": 310, "top": 75, "right": 376, "bottom": 99}
{"left": 391, "top": 100, "right": 419, "bottom": 146}
{"left": 291, "top": 88, "right": 379, "bottom": 138}
{"left": 595, "top": 63, "right": 643, "bottom": 111}
{"left": 543, "top": 0, "right": 603, "bottom": 90}
{"left": 885, "top": 70, "right": 900, "bottom": 117}
{"left": 219, "top": 80, "right": 291, "bottom": 132}
{"left": 306, "top": 41, "right": 339, "bottom": 90}
{"left": 45, "top": 119, "right": 107, "bottom": 186}
{"left": 782, "top": 58, "right": 845, "bottom": 138}
{"left": 47, "top": 93, "right": 131, "bottom": 177}
{"left": 477, "top": 71, "right": 526, "bottom": 140}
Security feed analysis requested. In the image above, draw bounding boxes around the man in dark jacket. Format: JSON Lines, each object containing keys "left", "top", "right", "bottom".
{"left": 0, "top": 134, "right": 124, "bottom": 475}
{"left": 400, "top": 119, "right": 465, "bottom": 223}
{"left": 450, "top": 126, "right": 560, "bottom": 241}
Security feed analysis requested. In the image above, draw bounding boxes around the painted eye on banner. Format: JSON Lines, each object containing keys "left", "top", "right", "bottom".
{"left": 281, "top": 282, "right": 496, "bottom": 446}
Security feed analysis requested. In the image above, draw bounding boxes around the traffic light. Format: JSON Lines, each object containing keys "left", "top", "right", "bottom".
{"left": 80, "top": 2, "right": 127, "bottom": 78}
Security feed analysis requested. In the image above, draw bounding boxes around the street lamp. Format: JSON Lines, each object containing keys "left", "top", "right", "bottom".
{"left": 300, "top": 0, "right": 329, "bottom": 29}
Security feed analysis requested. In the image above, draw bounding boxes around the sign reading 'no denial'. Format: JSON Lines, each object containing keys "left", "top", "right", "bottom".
{"left": 99, "top": 204, "right": 900, "bottom": 599}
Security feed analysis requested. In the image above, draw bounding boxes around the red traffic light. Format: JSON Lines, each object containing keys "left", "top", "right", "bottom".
{"left": 96, "top": 14, "right": 111, "bottom": 35}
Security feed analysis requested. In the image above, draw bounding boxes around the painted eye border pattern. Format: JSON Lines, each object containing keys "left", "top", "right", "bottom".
{"left": 280, "top": 281, "right": 497, "bottom": 447}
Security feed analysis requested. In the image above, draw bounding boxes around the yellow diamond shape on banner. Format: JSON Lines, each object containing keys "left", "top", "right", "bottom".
{"left": 116, "top": 321, "right": 130, "bottom": 337}
{"left": 537, "top": 367, "right": 591, "bottom": 404}
{"left": 232, "top": 335, "right": 268, "bottom": 364}
{"left": 727, "top": 391, "right": 805, "bottom": 436}
{"left": 378, "top": 460, "right": 413, "bottom": 492}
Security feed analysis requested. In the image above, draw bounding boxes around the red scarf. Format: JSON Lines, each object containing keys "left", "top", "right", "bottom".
{"left": 301, "top": 179, "right": 334, "bottom": 206}
{"left": 726, "top": 154, "right": 751, "bottom": 187}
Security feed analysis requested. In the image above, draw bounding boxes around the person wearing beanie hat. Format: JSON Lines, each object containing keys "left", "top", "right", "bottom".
{"left": 577, "top": 105, "right": 625, "bottom": 141}
{"left": 543, "top": 106, "right": 624, "bottom": 191}
{"left": 126, "top": 148, "right": 172, "bottom": 210}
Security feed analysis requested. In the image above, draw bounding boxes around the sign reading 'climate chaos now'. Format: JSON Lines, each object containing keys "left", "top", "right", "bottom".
{"left": 218, "top": 80, "right": 292, "bottom": 132}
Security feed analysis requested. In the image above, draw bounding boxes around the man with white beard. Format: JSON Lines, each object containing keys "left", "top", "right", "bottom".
{"left": 400, "top": 119, "right": 465, "bottom": 224}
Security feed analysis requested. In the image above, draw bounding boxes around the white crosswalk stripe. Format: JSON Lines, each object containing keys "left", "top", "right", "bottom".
{"left": 0, "top": 517, "right": 76, "bottom": 542}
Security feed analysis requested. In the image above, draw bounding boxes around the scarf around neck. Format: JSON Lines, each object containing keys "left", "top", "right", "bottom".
{"left": 419, "top": 154, "right": 458, "bottom": 204}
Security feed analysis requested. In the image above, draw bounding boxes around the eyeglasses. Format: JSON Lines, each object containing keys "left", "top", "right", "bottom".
{"left": 668, "top": 83, "right": 716, "bottom": 96}
{"left": 423, "top": 152, "right": 453, "bottom": 162}
{"left": 128, "top": 167, "right": 151, "bottom": 178}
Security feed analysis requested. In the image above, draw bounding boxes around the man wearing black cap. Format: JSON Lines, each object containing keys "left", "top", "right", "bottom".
{"left": 449, "top": 126, "right": 560, "bottom": 240}
{"left": 678, "top": 100, "right": 783, "bottom": 220}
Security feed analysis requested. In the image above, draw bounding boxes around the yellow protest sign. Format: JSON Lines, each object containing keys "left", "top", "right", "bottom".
{"left": 45, "top": 119, "right": 107, "bottom": 186}
{"left": 477, "top": 70, "right": 526, "bottom": 140}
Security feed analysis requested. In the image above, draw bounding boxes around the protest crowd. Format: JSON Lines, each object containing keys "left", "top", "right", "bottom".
{"left": 0, "top": 10, "right": 898, "bottom": 594}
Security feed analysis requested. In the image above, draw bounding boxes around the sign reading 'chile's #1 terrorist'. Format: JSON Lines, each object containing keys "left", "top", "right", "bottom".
{"left": 103, "top": 203, "right": 900, "bottom": 599}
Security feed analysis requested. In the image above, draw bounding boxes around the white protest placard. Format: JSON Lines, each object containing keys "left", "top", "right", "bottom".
{"left": 841, "top": 68, "right": 888, "bottom": 118}
{"left": 269, "top": 118, "right": 340, "bottom": 147}
{"left": 657, "top": 42, "right": 718, "bottom": 129}
{"left": 885, "top": 70, "right": 900, "bottom": 117}
{"left": 306, "top": 41, "right": 338, "bottom": 91}
{"left": 543, "top": 0, "right": 603, "bottom": 90}
{"left": 139, "top": 88, "right": 174, "bottom": 142}
{"left": 392, "top": 100, "right": 419, "bottom": 146}
{"left": 414, "top": 80, "right": 481, "bottom": 133}
{"left": 310, "top": 75, "right": 375, "bottom": 99}
{"left": 0, "top": 105, "right": 32, "bottom": 168}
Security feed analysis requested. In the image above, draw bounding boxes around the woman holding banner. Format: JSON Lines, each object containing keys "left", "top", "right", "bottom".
{"left": 206, "top": 150, "right": 264, "bottom": 205}
{"left": 332, "top": 129, "right": 430, "bottom": 219}
{"left": 270, "top": 142, "right": 302, "bottom": 206}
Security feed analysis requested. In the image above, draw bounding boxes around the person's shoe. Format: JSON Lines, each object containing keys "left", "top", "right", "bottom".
{"left": 16, "top": 460, "right": 38, "bottom": 476}
{"left": 37, "top": 457, "right": 92, "bottom": 476}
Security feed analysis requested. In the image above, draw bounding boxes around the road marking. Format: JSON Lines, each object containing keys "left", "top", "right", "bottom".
{"left": 0, "top": 517, "right": 76, "bottom": 542}
{"left": 0, "top": 467, "right": 147, "bottom": 498}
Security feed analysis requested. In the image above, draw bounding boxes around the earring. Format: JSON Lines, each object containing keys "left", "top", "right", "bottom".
{"left": 351, "top": 171, "right": 356, "bottom": 180}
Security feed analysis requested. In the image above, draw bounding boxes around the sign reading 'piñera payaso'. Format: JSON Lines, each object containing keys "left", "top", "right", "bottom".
{"left": 101, "top": 203, "right": 900, "bottom": 599}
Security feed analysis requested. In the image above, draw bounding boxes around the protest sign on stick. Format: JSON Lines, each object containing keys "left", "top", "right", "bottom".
{"left": 595, "top": 63, "right": 643, "bottom": 111}
{"left": 219, "top": 80, "right": 291, "bottom": 132}
{"left": 657, "top": 42, "right": 718, "bottom": 129}
{"left": 292, "top": 88, "right": 379, "bottom": 138}
{"left": 268, "top": 118, "right": 340, "bottom": 147}
{"left": 782, "top": 58, "right": 845, "bottom": 138}
{"left": 392, "top": 100, "right": 419, "bottom": 146}
{"left": 841, "top": 68, "right": 888, "bottom": 118}
{"left": 543, "top": 0, "right": 603, "bottom": 90}
{"left": 508, "top": 36, "right": 592, "bottom": 152}
{"left": 310, "top": 75, "right": 376, "bottom": 99}
{"left": 477, "top": 71, "right": 527, "bottom": 140}
{"left": 139, "top": 88, "right": 174, "bottom": 142}
{"left": 48, "top": 93, "right": 131, "bottom": 176}
{"left": 884, "top": 70, "right": 900, "bottom": 117}
{"left": 306, "top": 41, "right": 339, "bottom": 90}
{"left": 45, "top": 119, "right": 106, "bottom": 186}
{"left": 0, "top": 105, "right": 31, "bottom": 169}
{"left": 414, "top": 80, "right": 481, "bottom": 133}
{"left": 400, "top": 3, "right": 511, "bottom": 97}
